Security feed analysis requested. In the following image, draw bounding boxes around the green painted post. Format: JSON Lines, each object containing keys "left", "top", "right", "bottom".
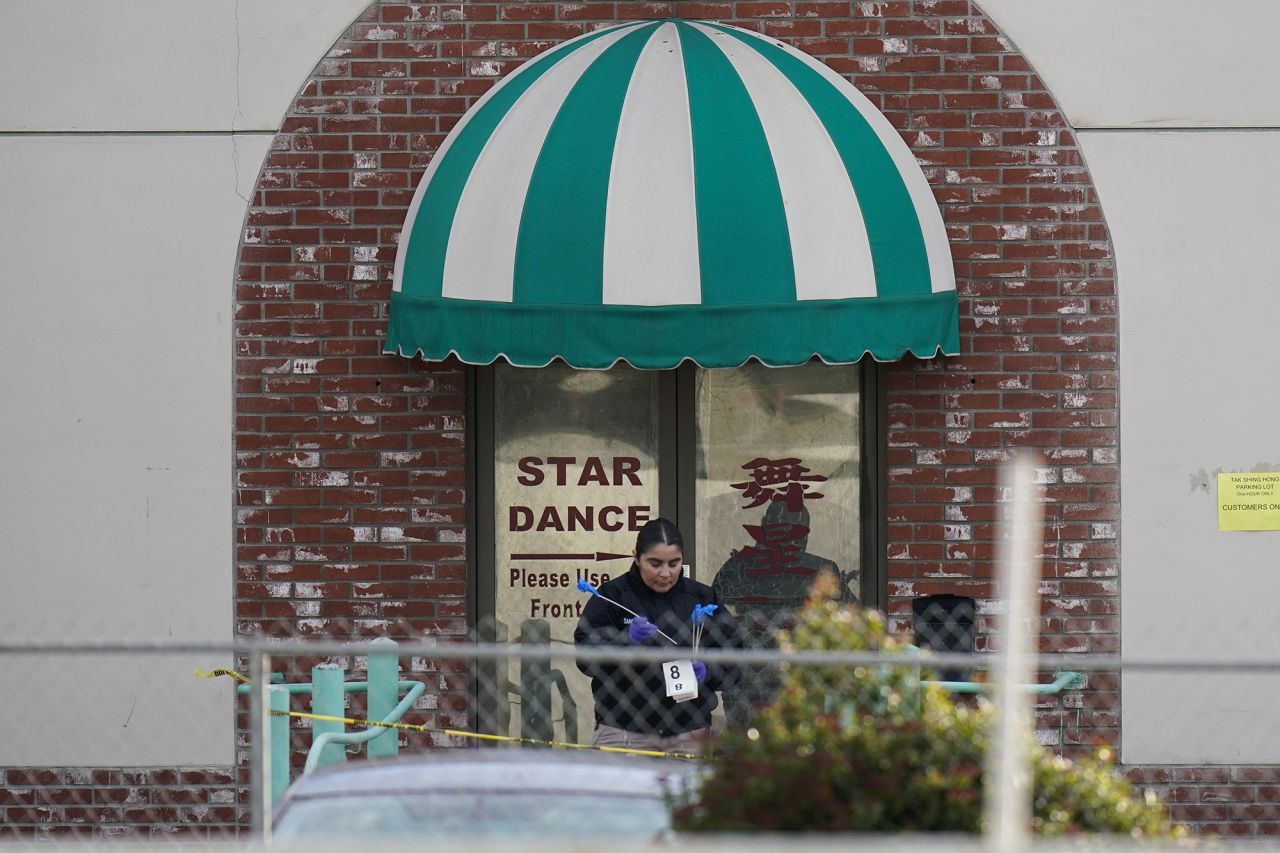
{"left": 366, "top": 637, "right": 400, "bottom": 760}
{"left": 310, "top": 663, "right": 347, "bottom": 768}
{"left": 268, "top": 686, "right": 291, "bottom": 806}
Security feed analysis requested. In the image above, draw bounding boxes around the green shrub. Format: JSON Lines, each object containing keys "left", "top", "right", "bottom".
{"left": 670, "top": 575, "right": 1184, "bottom": 837}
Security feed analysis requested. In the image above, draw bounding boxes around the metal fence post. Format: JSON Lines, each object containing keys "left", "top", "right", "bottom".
{"left": 311, "top": 662, "right": 347, "bottom": 768}
{"left": 985, "top": 454, "right": 1044, "bottom": 852}
{"left": 269, "top": 685, "right": 291, "bottom": 805}
{"left": 248, "top": 650, "right": 272, "bottom": 843}
{"left": 367, "top": 637, "right": 400, "bottom": 760}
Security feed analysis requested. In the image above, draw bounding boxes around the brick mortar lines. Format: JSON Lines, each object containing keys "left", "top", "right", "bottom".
{"left": 1125, "top": 767, "right": 1280, "bottom": 838}
{"left": 0, "top": 767, "right": 240, "bottom": 838}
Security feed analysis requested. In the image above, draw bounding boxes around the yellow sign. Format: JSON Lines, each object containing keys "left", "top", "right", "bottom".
{"left": 1217, "top": 472, "right": 1280, "bottom": 531}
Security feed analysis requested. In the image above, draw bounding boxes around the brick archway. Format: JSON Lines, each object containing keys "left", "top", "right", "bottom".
{"left": 233, "top": 0, "right": 1118, "bottom": 751}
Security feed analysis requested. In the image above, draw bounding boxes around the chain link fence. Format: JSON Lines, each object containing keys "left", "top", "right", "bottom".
{"left": 2, "top": 617, "right": 1276, "bottom": 845}
{"left": 3, "top": 461, "right": 1277, "bottom": 846}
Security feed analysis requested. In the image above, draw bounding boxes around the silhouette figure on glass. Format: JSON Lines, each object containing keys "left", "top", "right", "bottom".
{"left": 713, "top": 498, "right": 860, "bottom": 726}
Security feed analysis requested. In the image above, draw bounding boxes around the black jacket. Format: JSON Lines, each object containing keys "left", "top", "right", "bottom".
{"left": 573, "top": 564, "right": 741, "bottom": 735}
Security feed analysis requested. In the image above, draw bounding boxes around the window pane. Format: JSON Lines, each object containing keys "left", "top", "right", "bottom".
{"left": 696, "top": 362, "right": 862, "bottom": 616}
{"left": 492, "top": 363, "right": 660, "bottom": 743}
{"left": 695, "top": 362, "right": 862, "bottom": 726}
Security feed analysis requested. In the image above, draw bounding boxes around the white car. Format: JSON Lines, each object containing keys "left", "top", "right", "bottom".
{"left": 272, "top": 748, "right": 698, "bottom": 842}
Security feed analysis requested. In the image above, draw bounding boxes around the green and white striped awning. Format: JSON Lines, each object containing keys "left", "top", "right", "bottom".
{"left": 387, "top": 19, "right": 958, "bottom": 369}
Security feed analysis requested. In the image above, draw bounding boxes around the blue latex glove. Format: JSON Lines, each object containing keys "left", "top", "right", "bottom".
{"left": 627, "top": 616, "right": 657, "bottom": 643}
{"left": 692, "top": 661, "right": 707, "bottom": 683}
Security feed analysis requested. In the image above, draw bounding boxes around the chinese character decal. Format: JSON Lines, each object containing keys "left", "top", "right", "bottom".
{"left": 714, "top": 456, "right": 860, "bottom": 725}
{"left": 730, "top": 456, "right": 827, "bottom": 511}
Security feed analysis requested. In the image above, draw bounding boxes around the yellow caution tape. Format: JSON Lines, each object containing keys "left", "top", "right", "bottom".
{"left": 198, "top": 666, "right": 697, "bottom": 759}
{"left": 271, "top": 709, "right": 698, "bottom": 761}
{"left": 195, "top": 667, "right": 251, "bottom": 684}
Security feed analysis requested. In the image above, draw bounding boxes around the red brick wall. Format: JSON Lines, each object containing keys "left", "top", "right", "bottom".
{"left": 1125, "top": 767, "right": 1280, "bottom": 839}
{"left": 862, "top": 0, "right": 1121, "bottom": 755}
{"left": 1, "top": 768, "right": 239, "bottom": 841}
{"left": 229, "top": 0, "right": 1128, "bottom": 796}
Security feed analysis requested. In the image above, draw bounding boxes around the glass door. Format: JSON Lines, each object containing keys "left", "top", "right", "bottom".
{"left": 488, "top": 363, "right": 661, "bottom": 742}
{"left": 475, "top": 359, "right": 872, "bottom": 740}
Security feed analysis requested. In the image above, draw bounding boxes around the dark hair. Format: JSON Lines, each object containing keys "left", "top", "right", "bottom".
{"left": 635, "top": 517, "right": 683, "bottom": 557}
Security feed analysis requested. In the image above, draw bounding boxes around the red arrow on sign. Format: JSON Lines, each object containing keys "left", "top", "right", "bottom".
{"left": 509, "top": 552, "right": 633, "bottom": 562}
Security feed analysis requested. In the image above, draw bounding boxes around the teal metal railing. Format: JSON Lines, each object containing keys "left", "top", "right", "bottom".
{"left": 927, "top": 669, "right": 1085, "bottom": 695}
{"left": 226, "top": 636, "right": 1081, "bottom": 809}
{"left": 234, "top": 637, "right": 425, "bottom": 806}
{"left": 900, "top": 642, "right": 1084, "bottom": 695}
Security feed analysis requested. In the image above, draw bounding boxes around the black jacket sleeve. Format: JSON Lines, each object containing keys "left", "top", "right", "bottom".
{"left": 573, "top": 594, "right": 629, "bottom": 678}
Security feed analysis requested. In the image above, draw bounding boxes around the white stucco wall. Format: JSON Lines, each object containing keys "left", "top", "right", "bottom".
{"left": 1078, "top": 130, "right": 1280, "bottom": 764}
{"left": 0, "top": 0, "right": 368, "bottom": 766}
{"left": 980, "top": 0, "right": 1280, "bottom": 764}
{"left": 0, "top": 0, "right": 372, "bottom": 132}
{"left": 978, "top": 0, "right": 1280, "bottom": 129}
{"left": 0, "top": 134, "right": 270, "bottom": 765}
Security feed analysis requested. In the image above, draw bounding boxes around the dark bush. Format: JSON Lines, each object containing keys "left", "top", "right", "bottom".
{"left": 670, "top": 575, "right": 1184, "bottom": 837}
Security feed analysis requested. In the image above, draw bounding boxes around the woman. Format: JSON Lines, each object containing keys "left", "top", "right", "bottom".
{"left": 573, "top": 518, "right": 740, "bottom": 754}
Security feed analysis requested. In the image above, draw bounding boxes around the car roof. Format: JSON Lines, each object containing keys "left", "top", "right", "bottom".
{"left": 280, "top": 747, "right": 697, "bottom": 801}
